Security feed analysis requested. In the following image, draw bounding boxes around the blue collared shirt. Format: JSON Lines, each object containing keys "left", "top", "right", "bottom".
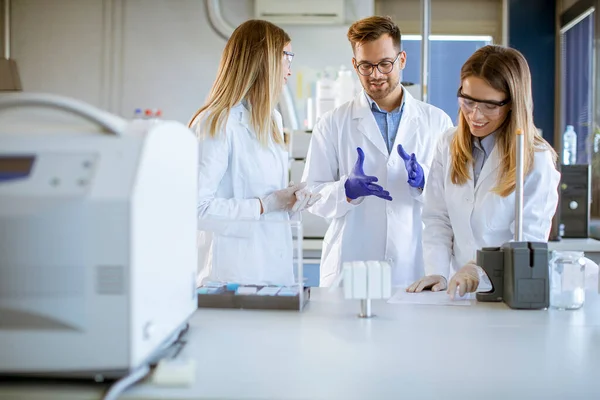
{"left": 472, "top": 133, "right": 496, "bottom": 185}
{"left": 364, "top": 90, "right": 405, "bottom": 154}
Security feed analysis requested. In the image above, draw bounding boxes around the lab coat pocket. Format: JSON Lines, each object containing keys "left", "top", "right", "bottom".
{"left": 483, "top": 192, "right": 514, "bottom": 232}
{"left": 212, "top": 235, "right": 245, "bottom": 281}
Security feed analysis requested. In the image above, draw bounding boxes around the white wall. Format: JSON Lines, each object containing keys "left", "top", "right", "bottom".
{"left": 10, "top": 0, "right": 373, "bottom": 124}
{"left": 11, "top": 0, "right": 106, "bottom": 108}
{"left": 9, "top": 0, "right": 504, "bottom": 124}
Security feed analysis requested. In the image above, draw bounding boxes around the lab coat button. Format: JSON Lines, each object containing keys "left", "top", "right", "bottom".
{"left": 143, "top": 321, "right": 154, "bottom": 340}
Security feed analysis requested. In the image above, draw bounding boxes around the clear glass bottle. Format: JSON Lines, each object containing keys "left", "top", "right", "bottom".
{"left": 549, "top": 251, "right": 586, "bottom": 310}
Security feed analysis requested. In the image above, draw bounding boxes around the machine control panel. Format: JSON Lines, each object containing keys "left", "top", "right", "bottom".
{"left": 0, "top": 153, "right": 98, "bottom": 196}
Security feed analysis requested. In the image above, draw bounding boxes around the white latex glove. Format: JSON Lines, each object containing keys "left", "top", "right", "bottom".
{"left": 259, "top": 182, "right": 306, "bottom": 214}
{"left": 447, "top": 262, "right": 479, "bottom": 299}
{"left": 406, "top": 275, "right": 447, "bottom": 292}
{"left": 291, "top": 188, "right": 322, "bottom": 213}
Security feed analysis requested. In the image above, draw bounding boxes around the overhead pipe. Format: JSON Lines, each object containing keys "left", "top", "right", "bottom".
{"left": 4, "top": 0, "right": 9, "bottom": 59}
{"left": 0, "top": 0, "right": 22, "bottom": 91}
{"left": 420, "top": 0, "right": 431, "bottom": 103}
{"left": 501, "top": 0, "right": 509, "bottom": 46}
{"left": 204, "top": 0, "right": 299, "bottom": 130}
{"left": 205, "top": 0, "right": 232, "bottom": 41}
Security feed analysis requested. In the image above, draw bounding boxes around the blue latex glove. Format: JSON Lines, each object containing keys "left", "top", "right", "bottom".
{"left": 344, "top": 147, "right": 393, "bottom": 201}
{"left": 397, "top": 144, "right": 425, "bottom": 189}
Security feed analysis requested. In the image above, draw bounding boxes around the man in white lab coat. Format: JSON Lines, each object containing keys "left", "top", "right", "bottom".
{"left": 302, "top": 16, "right": 453, "bottom": 287}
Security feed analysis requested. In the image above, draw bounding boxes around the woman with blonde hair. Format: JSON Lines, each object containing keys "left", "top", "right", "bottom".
{"left": 190, "top": 19, "right": 319, "bottom": 286}
{"left": 407, "top": 45, "right": 560, "bottom": 296}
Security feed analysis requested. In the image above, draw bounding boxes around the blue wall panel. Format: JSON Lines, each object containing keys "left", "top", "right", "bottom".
{"left": 509, "top": 0, "right": 557, "bottom": 146}
{"left": 402, "top": 39, "right": 491, "bottom": 124}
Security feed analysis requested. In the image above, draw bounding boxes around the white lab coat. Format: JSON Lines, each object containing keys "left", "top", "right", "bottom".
{"left": 193, "top": 103, "right": 294, "bottom": 286}
{"left": 423, "top": 127, "right": 561, "bottom": 279}
{"left": 302, "top": 89, "right": 453, "bottom": 287}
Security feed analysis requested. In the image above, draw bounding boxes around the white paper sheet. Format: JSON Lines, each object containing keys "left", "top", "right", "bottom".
{"left": 387, "top": 289, "right": 474, "bottom": 306}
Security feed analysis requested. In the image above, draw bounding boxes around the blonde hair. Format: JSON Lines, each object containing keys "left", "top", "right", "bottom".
{"left": 188, "top": 19, "right": 290, "bottom": 146}
{"left": 450, "top": 45, "right": 558, "bottom": 197}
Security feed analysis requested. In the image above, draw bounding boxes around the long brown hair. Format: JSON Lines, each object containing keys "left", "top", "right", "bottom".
{"left": 188, "top": 19, "right": 290, "bottom": 146}
{"left": 450, "top": 45, "right": 557, "bottom": 197}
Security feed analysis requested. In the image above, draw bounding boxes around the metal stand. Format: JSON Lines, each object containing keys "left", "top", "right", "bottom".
{"left": 358, "top": 299, "right": 373, "bottom": 318}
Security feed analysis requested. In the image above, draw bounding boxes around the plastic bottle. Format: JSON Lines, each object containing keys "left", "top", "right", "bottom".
{"left": 335, "top": 65, "right": 355, "bottom": 108}
{"left": 315, "top": 71, "right": 336, "bottom": 121}
{"left": 151, "top": 109, "right": 162, "bottom": 123}
{"left": 133, "top": 108, "right": 143, "bottom": 120}
{"left": 563, "top": 125, "right": 577, "bottom": 165}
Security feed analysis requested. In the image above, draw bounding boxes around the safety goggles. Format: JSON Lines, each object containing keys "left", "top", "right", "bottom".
{"left": 283, "top": 51, "right": 294, "bottom": 67}
{"left": 457, "top": 87, "right": 510, "bottom": 117}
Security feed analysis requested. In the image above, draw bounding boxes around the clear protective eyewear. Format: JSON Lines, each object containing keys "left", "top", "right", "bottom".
{"left": 283, "top": 51, "right": 294, "bottom": 67}
{"left": 457, "top": 87, "right": 510, "bottom": 117}
{"left": 355, "top": 53, "right": 401, "bottom": 76}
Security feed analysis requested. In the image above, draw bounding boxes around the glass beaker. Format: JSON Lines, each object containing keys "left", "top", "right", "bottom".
{"left": 549, "top": 251, "right": 586, "bottom": 310}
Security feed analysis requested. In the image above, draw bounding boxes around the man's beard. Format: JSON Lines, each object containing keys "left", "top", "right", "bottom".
{"left": 363, "top": 75, "right": 400, "bottom": 100}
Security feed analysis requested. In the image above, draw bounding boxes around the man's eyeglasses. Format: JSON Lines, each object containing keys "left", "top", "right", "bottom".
{"left": 355, "top": 53, "right": 401, "bottom": 76}
{"left": 457, "top": 87, "right": 510, "bottom": 117}
{"left": 283, "top": 51, "right": 294, "bottom": 67}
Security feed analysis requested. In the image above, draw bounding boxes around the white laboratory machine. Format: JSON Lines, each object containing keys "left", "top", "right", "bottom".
{"left": 0, "top": 93, "right": 198, "bottom": 379}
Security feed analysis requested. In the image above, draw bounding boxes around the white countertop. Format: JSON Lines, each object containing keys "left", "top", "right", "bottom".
{"left": 547, "top": 238, "right": 600, "bottom": 252}
{"left": 2, "top": 288, "right": 600, "bottom": 400}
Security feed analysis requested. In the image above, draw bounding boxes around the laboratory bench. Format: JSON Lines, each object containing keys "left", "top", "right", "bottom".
{"left": 548, "top": 237, "right": 600, "bottom": 255}
{"left": 2, "top": 288, "right": 600, "bottom": 400}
